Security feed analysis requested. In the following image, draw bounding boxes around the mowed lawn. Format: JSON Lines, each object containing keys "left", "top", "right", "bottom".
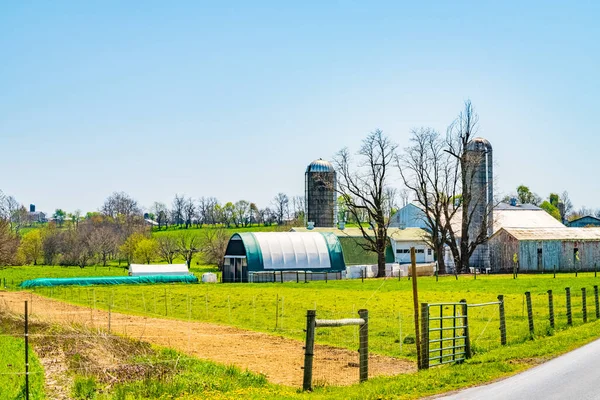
{"left": 15, "top": 270, "right": 600, "bottom": 360}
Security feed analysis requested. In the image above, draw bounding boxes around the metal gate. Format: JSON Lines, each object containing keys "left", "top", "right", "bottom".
{"left": 420, "top": 301, "right": 471, "bottom": 369}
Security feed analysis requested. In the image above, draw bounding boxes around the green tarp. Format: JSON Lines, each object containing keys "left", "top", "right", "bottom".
{"left": 20, "top": 274, "right": 198, "bottom": 288}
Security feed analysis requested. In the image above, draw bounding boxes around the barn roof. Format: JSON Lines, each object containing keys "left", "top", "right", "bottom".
{"left": 228, "top": 232, "right": 345, "bottom": 271}
{"left": 290, "top": 227, "right": 429, "bottom": 242}
{"left": 497, "top": 227, "right": 600, "bottom": 241}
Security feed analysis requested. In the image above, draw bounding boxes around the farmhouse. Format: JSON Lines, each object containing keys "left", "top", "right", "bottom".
{"left": 489, "top": 227, "right": 600, "bottom": 272}
{"left": 222, "top": 232, "right": 345, "bottom": 283}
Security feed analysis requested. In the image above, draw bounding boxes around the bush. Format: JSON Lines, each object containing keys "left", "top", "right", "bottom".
{"left": 72, "top": 376, "right": 97, "bottom": 399}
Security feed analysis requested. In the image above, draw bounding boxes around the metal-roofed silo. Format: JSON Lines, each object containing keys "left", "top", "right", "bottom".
{"left": 466, "top": 137, "right": 493, "bottom": 269}
{"left": 305, "top": 158, "right": 337, "bottom": 228}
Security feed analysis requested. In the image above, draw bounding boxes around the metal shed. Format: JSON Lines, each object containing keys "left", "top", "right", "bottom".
{"left": 223, "top": 232, "right": 345, "bottom": 282}
{"left": 489, "top": 227, "right": 600, "bottom": 272}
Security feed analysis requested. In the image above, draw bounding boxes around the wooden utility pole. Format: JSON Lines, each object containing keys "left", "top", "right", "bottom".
{"left": 410, "top": 247, "right": 422, "bottom": 369}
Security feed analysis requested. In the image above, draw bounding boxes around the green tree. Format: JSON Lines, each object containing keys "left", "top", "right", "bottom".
{"left": 549, "top": 193, "right": 560, "bottom": 208}
{"left": 134, "top": 238, "right": 158, "bottom": 264}
{"left": 18, "top": 230, "right": 43, "bottom": 265}
{"left": 540, "top": 200, "right": 561, "bottom": 221}
{"left": 516, "top": 185, "right": 541, "bottom": 205}
{"left": 53, "top": 209, "right": 67, "bottom": 227}
{"left": 119, "top": 232, "right": 146, "bottom": 265}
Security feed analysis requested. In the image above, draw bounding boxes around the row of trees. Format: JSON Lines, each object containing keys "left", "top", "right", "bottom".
{"left": 13, "top": 217, "right": 229, "bottom": 268}
{"left": 150, "top": 193, "right": 305, "bottom": 230}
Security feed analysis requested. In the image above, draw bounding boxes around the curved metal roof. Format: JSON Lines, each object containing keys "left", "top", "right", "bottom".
{"left": 229, "top": 232, "right": 345, "bottom": 271}
{"left": 467, "top": 137, "right": 493, "bottom": 151}
{"left": 306, "top": 158, "right": 335, "bottom": 173}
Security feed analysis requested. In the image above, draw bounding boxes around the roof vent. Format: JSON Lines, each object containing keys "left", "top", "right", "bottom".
{"left": 510, "top": 197, "right": 517, "bottom": 207}
{"left": 307, "top": 221, "right": 315, "bottom": 230}
{"left": 338, "top": 221, "right": 345, "bottom": 230}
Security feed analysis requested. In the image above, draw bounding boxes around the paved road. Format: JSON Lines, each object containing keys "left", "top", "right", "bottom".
{"left": 438, "top": 338, "right": 600, "bottom": 400}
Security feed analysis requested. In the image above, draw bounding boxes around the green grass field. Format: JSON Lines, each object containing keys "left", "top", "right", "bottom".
{"left": 6, "top": 268, "right": 600, "bottom": 398}
{"left": 23, "top": 272, "right": 600, "bottom": 359}
{"left": 0, "top": 332, "right": 46, "bottom": 399}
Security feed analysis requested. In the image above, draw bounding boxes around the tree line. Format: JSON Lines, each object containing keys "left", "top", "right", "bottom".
{"left": 0, "top": 191, "right": 232, "bottom": 268}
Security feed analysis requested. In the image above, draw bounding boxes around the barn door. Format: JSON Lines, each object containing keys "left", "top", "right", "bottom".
{"left": 537, "top": 244, "right": 543, "bottom": 272}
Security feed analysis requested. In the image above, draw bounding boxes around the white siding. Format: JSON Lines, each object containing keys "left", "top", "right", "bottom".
{"left": 391, "top": 240, "right": 434, "bottom": 264}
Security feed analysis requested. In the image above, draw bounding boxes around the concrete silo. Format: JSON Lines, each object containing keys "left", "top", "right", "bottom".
{"left": 305, "top": 159, "right": 337, "bottom": 228}
{"left": 466, "top": 137, "right": 493, "bottom": 269}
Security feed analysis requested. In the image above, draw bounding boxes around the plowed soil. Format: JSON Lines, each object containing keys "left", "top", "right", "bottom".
{"left": 0, "top": 291, "right": 414, "bottom": 386}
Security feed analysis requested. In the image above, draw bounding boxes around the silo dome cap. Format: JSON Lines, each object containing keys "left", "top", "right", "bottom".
{"left": 466, "top": 137, "right": 492, "bottom": 151}
{"left": 306, "top": 158, "right": 335, "bottom": 173}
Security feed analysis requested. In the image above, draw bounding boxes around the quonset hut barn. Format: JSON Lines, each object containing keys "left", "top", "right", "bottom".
{"left": 222, "top": 232, "right": 345, "bottom": 282}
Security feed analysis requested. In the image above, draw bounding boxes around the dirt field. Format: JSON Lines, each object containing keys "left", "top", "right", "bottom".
{"left": 0, "top": 291, "right": 414, "bottom": 387}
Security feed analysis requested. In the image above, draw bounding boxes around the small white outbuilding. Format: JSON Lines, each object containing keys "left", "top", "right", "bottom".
{"left": 128, "top": 264, "right": 191, "bottom": 276}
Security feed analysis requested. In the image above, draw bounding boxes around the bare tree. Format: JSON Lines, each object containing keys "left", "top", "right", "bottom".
{"left": 171, "top": 194, "right": 185, "bottom": 227}
{"left": 272, "top": 193, "right": 289, "bottom": 225}
{"left": 89, "top": 224, "right": 118, "bottom": 266}
{"left": 399, "top": 128, "right": 458, "bottom": 274}
{"left": 334, "top": 129, "right": 397, "bottom": 277}
{"left": 444, "top": 101, "right": 492, "bottom": 273}
{"left": 151, "top": 202, "right": 169, "bottom": 230}
{"left": 3, "top": 196, "right": 20, "bottom": 231}
{"left": 177, "top": 231, "right": 201, "bottom": 267}
{"left": 61, "top": 226, "right": 94, "bottom": 268}
{"left": 101, "top": 192, "right": 142, "bottom": 220}
{"left": 398, "top": 188, "right": 410, "bottom": 208}
{"left": 156, "top": 235, "right": 179, "bottom": 264}
{"left": 291, "top": 195, "right": 305, "bottom": 224}
{"left": 201, "top": 228, "right": 230, "bottom": 269}
{"left": 183, "top": 197, "right": 196, "bottom": 229}
{"left": 560, "top": 191, "right": 574, "bottom": 222}
{"left": 0, "top": 218, "right": 18, "bottom": 265}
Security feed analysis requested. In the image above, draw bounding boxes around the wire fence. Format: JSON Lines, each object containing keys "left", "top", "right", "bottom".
{"left": 2, "top": 278, "right": 600, "bottom": 392}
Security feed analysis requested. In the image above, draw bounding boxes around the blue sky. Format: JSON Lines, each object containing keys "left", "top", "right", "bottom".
{"left": 1, "top": 1, "right": 599, "bottom": 214}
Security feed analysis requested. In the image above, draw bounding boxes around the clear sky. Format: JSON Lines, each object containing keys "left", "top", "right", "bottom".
{"left": 1, "top": 1, "right": 599, "bottom": 214}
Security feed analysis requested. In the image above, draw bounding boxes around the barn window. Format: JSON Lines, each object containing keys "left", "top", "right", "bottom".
{"left": 427, "top": 249, "right": 432, "bottom": 255}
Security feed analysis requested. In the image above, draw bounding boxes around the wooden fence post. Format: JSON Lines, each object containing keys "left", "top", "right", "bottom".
{"left": 460, "top": 299, "right": 471, "bottom": 359}
{"left": 566, "top": 287, "right": 572, "bottom": 326}
{"left": 498, "top": 295, "right": 507, "bottom": 345}
{"left": 358, "top": 309, "right": 369, "bottom": 383}
{"left": 547, "top": 290, "right": 555, "bottom": 329}
{"left": 302, "top": 310, "right": 316, "bottom": 391}
{"left": 420, "top": 303, "right": 429, "bottom": 369}
{"left": 582, "top": 288, "right": 587, "bottom": 323}
{"left": 595, "top": 285, "right": 599, "bottom": 319}
{"left": 525, "top": 291, "right": 534, "bottom": 337}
